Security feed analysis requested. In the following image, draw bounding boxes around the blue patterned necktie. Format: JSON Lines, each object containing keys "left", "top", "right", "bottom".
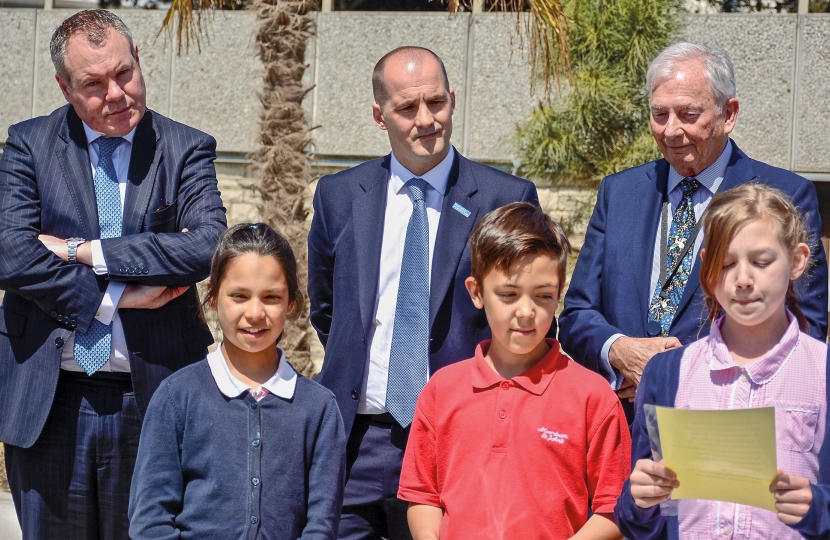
{"left": 648, "top": 177, "right": 701, "bottom": 337}
{"left": 386, "top": 178, "right": 430, "bottom": 428}
{"left": 74, "top": 136, "right": 123, "bottom": 375}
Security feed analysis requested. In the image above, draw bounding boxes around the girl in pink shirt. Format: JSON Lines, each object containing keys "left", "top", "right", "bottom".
{"left": 616, "top": 184, "right": 830, "bottom": 539}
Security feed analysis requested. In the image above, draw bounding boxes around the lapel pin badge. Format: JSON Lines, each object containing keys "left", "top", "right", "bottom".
{"left": 452, "top": 202, "right": 471, "bottom": 218}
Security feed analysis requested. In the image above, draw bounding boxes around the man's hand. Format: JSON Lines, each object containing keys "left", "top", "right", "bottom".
{"left": 630, "top": 459, "right": 679, "bottom": 509}
{"left": 38, "top": 234, "right": 93, "bottom": 265}
{"left": 616, "top": 378, "right": 637, "bottom": 402}
{"left": 117, "top": 285, "right": 188, "bottom": 310}
{"left": 609, "top": 336, "right": 681, "bottom": 388}
{"left": 771, "top": 469, "right": 813, "bottom": 525}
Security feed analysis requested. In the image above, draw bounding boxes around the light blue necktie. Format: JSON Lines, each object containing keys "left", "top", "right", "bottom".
{"left": 386, "top": 178, "right": 430, "bottom": 428}
{"left": 648, "top": 177, "right": 701, "bottom": 336}
{"left": 74, "top": 136, "right": 123, "bottom": 375}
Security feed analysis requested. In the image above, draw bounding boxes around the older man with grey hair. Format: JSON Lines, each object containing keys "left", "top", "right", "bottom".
{"left": 0, "top": 10, "right": 225, "bottom": 538}
{"left": 558, "top": 42, "right": 827, "bottom": 420}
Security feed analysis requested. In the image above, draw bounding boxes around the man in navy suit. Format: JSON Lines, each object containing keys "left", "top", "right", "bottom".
{"left": 0, "top": 10, "right": 225, "bottom": 538}
{"left": 308, "top": 46, "right": 539, "bottom": 539}
{"left": 559, "top": 42, "right": 827, "bottom": 418}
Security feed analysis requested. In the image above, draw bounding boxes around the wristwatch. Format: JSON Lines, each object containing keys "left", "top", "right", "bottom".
{"left": 66, "top": 237, "right": 86, "bottom": 264}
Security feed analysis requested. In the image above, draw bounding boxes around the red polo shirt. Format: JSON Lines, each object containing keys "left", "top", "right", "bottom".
{"left": 398, "top": 339, "right": 631, "bottom": 539}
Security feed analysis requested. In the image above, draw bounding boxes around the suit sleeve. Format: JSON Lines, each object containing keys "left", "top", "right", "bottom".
{"left": 789, "top": 179, "right": 828, "bottom": 341}
{"left": 308, "top": 178, "right": 335, "bottom": 347}
{"left": 98, "top": 132, "right": 226, "bottom": 287}
{"left": 0, "top": 123, "right": 106, "bottom": 332}
{"left": 301, "top": 394, "right": 346, "bottom": 540}
{"left": 558, "top": 177, "right": 626, "bottom": 371}
{"left": 128, "top": 381, "right": 184, "bottom": 540}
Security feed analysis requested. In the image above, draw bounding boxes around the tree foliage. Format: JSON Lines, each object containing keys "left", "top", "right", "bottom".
{"left": 516, "top": 0, "right": 682, "bottom": 186}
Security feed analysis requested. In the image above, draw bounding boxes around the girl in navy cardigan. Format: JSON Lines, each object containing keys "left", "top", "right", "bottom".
{"left": 616, "top": 185, "right": 830, "bottom": 539}
{"left": 129, "top": 223, "right": 346, "bottom": 540}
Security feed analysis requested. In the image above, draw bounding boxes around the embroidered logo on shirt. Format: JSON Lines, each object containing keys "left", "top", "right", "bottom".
{"left": 538, "top": 427, "right": 568, "bottom": 444}
{"left": 452, "top": 202, "right": 471, "bottom": 217}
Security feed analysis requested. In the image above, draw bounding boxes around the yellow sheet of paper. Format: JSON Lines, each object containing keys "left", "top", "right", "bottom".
{"left": 655, "top": 406, "right": 778, "bottom": 512}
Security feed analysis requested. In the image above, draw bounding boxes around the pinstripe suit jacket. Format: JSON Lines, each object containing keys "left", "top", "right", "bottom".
{"left": 0, "top": 105, "right": 226, "bottom": 448}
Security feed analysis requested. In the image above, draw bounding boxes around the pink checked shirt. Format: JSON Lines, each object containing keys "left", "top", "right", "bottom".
{"left": 674, "top": 313, "right": 827, "bottom": 539}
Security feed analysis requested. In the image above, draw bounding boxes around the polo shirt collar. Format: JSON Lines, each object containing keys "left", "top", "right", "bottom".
{"left": 207, "top": 344, "right": 297, "bottom": 399}
{"left": 389, "top": 145, "right": 454, "bottom": 197}
{"left": 667, "top": 137, "right": 732, "bottom": 196}
{"left": 707, "top": 311, "right": 800, "bottom": 385}
{"left": 82, "top": 121, "right": 137, "bottom": 146}
{"left": 471, "top": 338, "right": 565, "bottom": 396}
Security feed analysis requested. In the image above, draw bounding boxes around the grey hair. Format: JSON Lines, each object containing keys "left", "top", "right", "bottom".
{"left": 50, "top": 10, "right": 134, "bottom": 85}
{"left": 646, "top": 42, "right": 736, "bottom": 112}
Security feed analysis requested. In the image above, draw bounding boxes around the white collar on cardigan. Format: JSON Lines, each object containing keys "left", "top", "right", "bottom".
{"left": 207, "top": 344, "right": 297, "bottom": 400}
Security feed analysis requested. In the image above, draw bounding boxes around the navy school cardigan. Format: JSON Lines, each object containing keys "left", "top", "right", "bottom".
{"left": 128, "top": 359, "right": 346, "bottom": 540}
{"left": 615, "top": 344, "right": 830, "bottom": 540}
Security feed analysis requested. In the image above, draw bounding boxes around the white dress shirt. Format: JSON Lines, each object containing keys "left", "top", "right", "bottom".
{"left": 60, "top": 122, "right": 137, "bottom": 372}
{"left": 206, "top": 344, "right": 297, "bottom": 400}
{"left": 598, "top": 141, "right": 732, "bottom": 388}
{"left": 357, "top": 147, "right": 455, "bottom": 414}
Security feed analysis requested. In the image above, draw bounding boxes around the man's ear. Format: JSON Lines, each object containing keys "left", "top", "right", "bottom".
{"left": 465, "top": 276, "right": 484, "bottom": 309}
{"left": 134, "top": 44, "right": 140, "bottom": 67}
{"left": 722, "top": 98, "right": 739, "bottom": 135}
{"left": 372, "top": 102, "right": 387, "bottom": 131}
{"left": 450, "top": 87, "right": 456, "bottom": 113}
{"left": 56, "top": 73, "right": 71, "bottom": 103}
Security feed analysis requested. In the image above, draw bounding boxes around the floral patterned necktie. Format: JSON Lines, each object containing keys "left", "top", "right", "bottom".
{"left": 648, "top": 177, "right": 701, "bottom": 337}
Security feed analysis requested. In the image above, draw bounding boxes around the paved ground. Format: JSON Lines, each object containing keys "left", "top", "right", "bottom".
{"left": 0, "top": 493, "right": 20, "bottom": 540}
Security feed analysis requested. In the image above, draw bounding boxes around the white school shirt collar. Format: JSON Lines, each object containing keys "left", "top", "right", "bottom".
{"left": 207, "top": 344, "right": 297, "bottom": 400}
{"left": 667, "top": 138, "right": 733, "bottom": 196}
{"left": 82, "top": 121, "right": 137, "bottom": 147}
{"left": 389, "top": 146, "right": 455, "bottom": 197}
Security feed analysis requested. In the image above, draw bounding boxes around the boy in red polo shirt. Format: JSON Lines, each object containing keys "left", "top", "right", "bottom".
{"left": 398, "top": 202, "right": 631, "bottom": 540}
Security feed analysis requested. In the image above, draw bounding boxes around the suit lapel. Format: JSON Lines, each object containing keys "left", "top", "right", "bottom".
{"left": 57, "top": 107, "right": 99, "bottom": 239}
{"left": 633, "top": 160, "right": 669, "bottom": 331}
{"left": 429, "top": 153, "right": 479, "bottom": 328}
{"left": 353, "top": 157, "right": 391, "bottom": 336}
{"left": 674, "top": 141, "right": 755, "bottom": 322}
{"left": 122, "top": 111, "right": 162, "bottom": 235}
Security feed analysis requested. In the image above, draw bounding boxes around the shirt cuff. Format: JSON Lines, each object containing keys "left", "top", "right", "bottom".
{"left": 95, "top": 281, "right": 127, "bottom": 325}
{"left": 600, "top": 333, "right": 626, "bottom": 390}
{"left": 90, "top": 240, "right": 108, "bottom": 276}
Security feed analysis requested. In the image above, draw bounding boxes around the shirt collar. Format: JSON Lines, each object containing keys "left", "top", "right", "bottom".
{"left": 668, "top": 138, "right": 732, "bottom": 196}
{"left": 207, "top": 344, "right": 297, "bottom": 400}
{"left": 707, "top": 311, "right": 800, "bottom": 385}
{"left": 389, "top": 146, "right": 455, "bottom": 197}
{"left": 471, "top": 338, "right": 565, "bottom": 396}
{"left": 82, "top": 121, "right": 137, "bottom": 147}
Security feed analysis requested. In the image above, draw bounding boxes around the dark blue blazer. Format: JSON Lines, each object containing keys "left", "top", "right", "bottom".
{"left": 0, "top": 105, "right": 226, "bottom": 448}
{"left": 616, "top": 344, "right": 830, "bottom": 540}
{"left": 559, "top": 140, "right": 828, "bottom": 376}
{"left": 308, "top": 149, "right": 539, "bottom": 435}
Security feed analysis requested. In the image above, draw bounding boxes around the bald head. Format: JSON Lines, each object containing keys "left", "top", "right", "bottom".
{"left": 372, "top": 47, "right": 450, "bottom": 106}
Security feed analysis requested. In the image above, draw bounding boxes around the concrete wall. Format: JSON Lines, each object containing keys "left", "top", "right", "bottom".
{"left": 0, "top": 10, "right": 828, "bottom": 175}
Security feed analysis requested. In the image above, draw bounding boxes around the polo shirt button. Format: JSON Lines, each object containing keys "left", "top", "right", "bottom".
{"left": 55, "top": 337, "right": 64, "bottom": 348}
{"left": 351, "top": 390, "right": 358, "bottom": 400}
{"left": 499, "top": 411, "right": 506, "bottom": 419}
{"left": 252, "top": 439, "right": 261, "bottom": 447}
{"left": 500, "top": 382, "right": 510, "bottom": 390}
{"left": 250, "top": 516, "right": 258, "bottom": 524}
{"left": 252, "top": 477, "right": 260, "bottom": 486}
{"left": 250, "top": 402, "right": 257, "bottom": 409}
{"left": 722, "top": 525, "right": 731, "bottom": 535}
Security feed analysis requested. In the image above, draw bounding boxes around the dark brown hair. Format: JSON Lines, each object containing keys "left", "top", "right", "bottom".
{"left": 50, "top": 10, "right": 135, "bottom": 85}
{"left": 372, "top": 46, "right": 450, "bottom": 106}
{"left": 204, "top": 223, "right": 304, "bottom": 324}
{"left": 469, "top": 202, "right": 571, "bottom": 286}
{"left": 699, "top": 184, "right": 810, "bottom": 331}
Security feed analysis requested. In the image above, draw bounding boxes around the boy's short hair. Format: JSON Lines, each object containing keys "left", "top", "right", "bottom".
{"left": 469, "top": 202, "right": 571, "bottom": 285}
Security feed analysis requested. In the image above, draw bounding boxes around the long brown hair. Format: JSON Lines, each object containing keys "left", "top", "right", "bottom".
{"left": 699, "top": 184, "right": 810, "bottom": 331}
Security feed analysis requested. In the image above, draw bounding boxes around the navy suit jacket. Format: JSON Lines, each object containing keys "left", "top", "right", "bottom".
{"left": 559, "top": 140, "right": 828, "bottom": 378}
{"left": 0, "top": 105, "right": 227, "bottom": 448}
{"left": 308, "top": 150, "right": 539, "bottom": 435}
